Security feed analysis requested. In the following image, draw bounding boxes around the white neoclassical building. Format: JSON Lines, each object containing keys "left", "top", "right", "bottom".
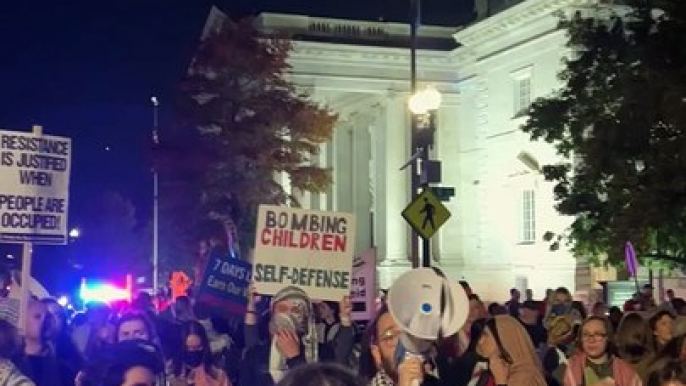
{"left": 204, "top": 1, "right": 615, "bottom": 301}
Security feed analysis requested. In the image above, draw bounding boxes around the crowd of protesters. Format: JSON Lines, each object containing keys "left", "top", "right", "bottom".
{"left": 1, "top": 266, "right": 686, "bottom": 386}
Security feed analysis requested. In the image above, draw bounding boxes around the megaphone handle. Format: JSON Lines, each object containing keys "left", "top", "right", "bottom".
{"left": 404, "top": 353, "right": 423, "bottom": 386}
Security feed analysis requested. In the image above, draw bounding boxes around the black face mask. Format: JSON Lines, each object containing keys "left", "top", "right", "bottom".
{"left": 185, "top": 351, "right": 204, "bottom": 368}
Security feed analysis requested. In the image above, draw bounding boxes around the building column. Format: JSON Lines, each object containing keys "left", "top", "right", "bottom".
{"left": 332, "top": 121, "right": 354, "bottom": 212}
{"left": 351, "top": 113, "right": 373, "bottom": 255}
{"left": 432, "top": 93, "right": 463, "bottom": 269}
{"left": 374, "top": 91, "right": 412, "bottom": 289}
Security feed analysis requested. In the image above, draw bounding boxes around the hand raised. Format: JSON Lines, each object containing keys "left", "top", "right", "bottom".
{"left": 275, "top": 329, "right": 300, "bottom": 360}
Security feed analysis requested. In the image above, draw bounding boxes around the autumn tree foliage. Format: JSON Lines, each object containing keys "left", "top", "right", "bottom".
{"left": 160, "top": 17, "right": 337, "bottom": 260}
{"left": 522, "top": 0, "right": 686, "bottom": 266}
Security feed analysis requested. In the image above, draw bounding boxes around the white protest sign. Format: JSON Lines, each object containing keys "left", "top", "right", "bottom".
{"left": 351, "top": 248, "right": 376, "bottom": 321}
{"left": 0, "top": 129, "right": 71, "bottom": 245}
{"left": 253, "top": 205, "right": 356, "bottom": 301}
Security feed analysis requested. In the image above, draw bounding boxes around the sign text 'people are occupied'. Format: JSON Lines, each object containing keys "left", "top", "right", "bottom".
{"left": 0, "top": 130, "right": 71, "bottom": 244}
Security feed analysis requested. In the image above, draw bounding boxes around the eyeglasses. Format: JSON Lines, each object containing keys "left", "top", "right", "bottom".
{"left": 582, "top": 332, "right": 607, "bottom": 341}
{"left": 377, "top": 329, "right": 400, "bottom": 347}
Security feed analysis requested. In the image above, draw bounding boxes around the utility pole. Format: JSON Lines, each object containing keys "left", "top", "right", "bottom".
{"left": 410, "top": 0, "right": 420, "bottom": 268}
{"left": 410, "top": 0, "right": 432, "bottom": 268}
{"left": 151, "top": 96, "right": 160, "bottom": 292}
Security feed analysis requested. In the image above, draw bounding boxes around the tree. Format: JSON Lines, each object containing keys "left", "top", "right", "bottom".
{"left": 522, "top": 1, "right": 686, "bottom": 266}
{"left": 72, "top": 191, "right": 150, "bottom": 277}
{"left": 161, "top": 17, "right": 337, "bottom": 260}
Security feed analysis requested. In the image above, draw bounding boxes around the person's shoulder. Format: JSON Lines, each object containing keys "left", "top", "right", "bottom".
{"left": 422, "top": 375, "right": 443, "bottom": 386}
{"left": 4, "top": 365, "right": 35, "bottom": 386}
{"left": 243, "top": 342, "right": 270, "bottom": 362}
{"left": 212, "top": 366, "right": 229, "bottom": 379}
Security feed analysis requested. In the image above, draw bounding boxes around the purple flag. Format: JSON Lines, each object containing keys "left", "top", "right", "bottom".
{"left": 625, "top": 241, "right": 638, "bottom": 277}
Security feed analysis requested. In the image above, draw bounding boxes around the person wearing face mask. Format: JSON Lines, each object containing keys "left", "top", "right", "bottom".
{"left": 545, "top": 287, "right": 582, "bottom": 331}
{"left": 169, "top": 321, "right": 230, "bottom": 386}
{"left": 240, "top": 286, "right": 354, "bottom": 386}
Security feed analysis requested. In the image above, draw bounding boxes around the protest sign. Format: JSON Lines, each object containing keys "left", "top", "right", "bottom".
{"left": 196, "top": 253, "right": 252, "bottom": 315}
{"left": 351, "top": 248, "right": 376, "bottom": 321}
{"left": 253, "top": 205, "right": 356, "bottom": 301}
{"left": 0, "top": 129, "right": 71, "bottom": 244}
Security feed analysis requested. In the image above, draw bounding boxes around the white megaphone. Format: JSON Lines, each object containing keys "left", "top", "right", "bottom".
{"left": 387, "top": 268, "right": 469, "bottom": 385}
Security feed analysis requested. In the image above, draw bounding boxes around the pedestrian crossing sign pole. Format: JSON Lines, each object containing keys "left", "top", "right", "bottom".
{"left": 402, "top": 189, "right": 451, "bottom": 240}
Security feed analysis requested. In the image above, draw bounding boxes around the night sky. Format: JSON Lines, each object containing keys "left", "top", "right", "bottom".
{"left": 0, "top": 0, "right": 471, "bottom": 292}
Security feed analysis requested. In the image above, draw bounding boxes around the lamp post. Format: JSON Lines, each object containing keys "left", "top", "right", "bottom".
{"left": 408, "top": 0, "right": 445, "bottom": 268}
{"left": 409, "top": 0, "right": 421, "bottom": 268}
{"left": 151, "top": 96, "right": 160, "bottom": 292}
{"left": 409, "top": 86, "right": 442, "bottom": 268}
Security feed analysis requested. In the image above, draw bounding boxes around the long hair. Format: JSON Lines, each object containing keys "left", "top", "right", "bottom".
{"left": 647, "top": 359, "right": 686, "bottom": 386}
{"left": 486, "top": 315, "right": 546, "bottom": 386}
{"left": 649, "top": 310, "right": 675, "bottom": 350}
{"left": 0, "top": 319, "right": 20, "bottom": 360}
{"left": 41, "top": 298, "right": 85, "bottom": 372}
{"left": 576, "top": 315, "right": 617, "bottom": 356}
{"left": 615, "top": 312, "right": 654, "bottom": 363}
{"left": 651, "top": 334, "right": 686, "bottom": 366}
{"left": 465, "top": 318, "right": 488, "bottom": 355}
{"left": 172, "top": 321, "right": 218, "bottom": 379}
{"left": 358, "top": 302, "right": 388, "bottom": 381}
{"left": 81, "top": 340, "right": 164, "bottom": 386}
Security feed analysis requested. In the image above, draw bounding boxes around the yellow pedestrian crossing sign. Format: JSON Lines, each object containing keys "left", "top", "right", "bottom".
{"left": 402, "top": 189, "right": 451, "bottom": 239}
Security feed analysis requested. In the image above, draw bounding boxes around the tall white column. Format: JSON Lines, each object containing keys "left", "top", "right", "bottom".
{"left": 432, "top": 93, "right": 463, "bottom": 269}
{"left": 351, "top": 113, "right": 373, "bottom": 254}
{"left": 374, "top": 91, "right": 412, "bottom": 289}
{"left": 334, "top": 122, "right": 354, "bottom": 213}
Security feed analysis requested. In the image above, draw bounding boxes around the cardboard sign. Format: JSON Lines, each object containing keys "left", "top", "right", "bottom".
{"left": 253, "top": 205, "right": 356, "bottom": 301}
{"left": 0, "top": 130, "right": 72, "bottom": 244}
{"left": 196, "top": 253, "right": 252, "bottom": 315}
{"left": 351, "top": 248, "right": 376, "bottom": 321}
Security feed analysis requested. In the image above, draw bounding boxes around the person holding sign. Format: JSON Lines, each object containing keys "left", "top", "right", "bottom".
{"left": 240, "top": 285, "right": 355, "bottom": 386}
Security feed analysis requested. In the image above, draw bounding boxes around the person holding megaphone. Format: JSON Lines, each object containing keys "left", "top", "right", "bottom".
{"left": 359, "top": 303, "right": 440, "bottom": 386}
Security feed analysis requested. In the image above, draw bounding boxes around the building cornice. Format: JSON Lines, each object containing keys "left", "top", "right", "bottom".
{"left": 287, "top": 73, "right": 459, "bottom": 94}
{"left": 454, "top": 0, "right": 597, "bottom": 48}
{"left": 291, "top": 41, "right": 454, "bottom": 68}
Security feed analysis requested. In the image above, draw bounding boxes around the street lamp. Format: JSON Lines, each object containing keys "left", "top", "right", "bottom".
{"left": 69, "top": 228, "right": 81, "bottom": 239}
{"left": 408, "top": 86, "right": 442, "bottom": 115}
{"left": 408, "top": 86, "right": 442, "bottom": 268}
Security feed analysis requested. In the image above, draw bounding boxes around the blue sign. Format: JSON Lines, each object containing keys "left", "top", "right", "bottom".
{"left": 197, "top": 254, "right": 252, "bottom": 315}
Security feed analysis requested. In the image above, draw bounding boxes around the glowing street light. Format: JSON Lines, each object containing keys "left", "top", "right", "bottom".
{"left": 408, "top": 86, "right": 442, "bottom": 115}
{"left": 69, "top": 228, "right": 81, "bottom": 239}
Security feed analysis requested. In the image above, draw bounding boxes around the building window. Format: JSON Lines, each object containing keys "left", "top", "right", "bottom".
{"left": 521, "top": 189, "right": 536, "bottom": 243}
{"left": 513, "top": 75, "right": 531, "bottom": 116}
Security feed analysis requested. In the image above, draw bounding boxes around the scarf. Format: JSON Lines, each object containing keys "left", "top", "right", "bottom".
{"left": 268, "top": 286, "right": 318, "bottom": 382}
{"left": 369, "top": 370, "right": 395, "bottom": 386}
